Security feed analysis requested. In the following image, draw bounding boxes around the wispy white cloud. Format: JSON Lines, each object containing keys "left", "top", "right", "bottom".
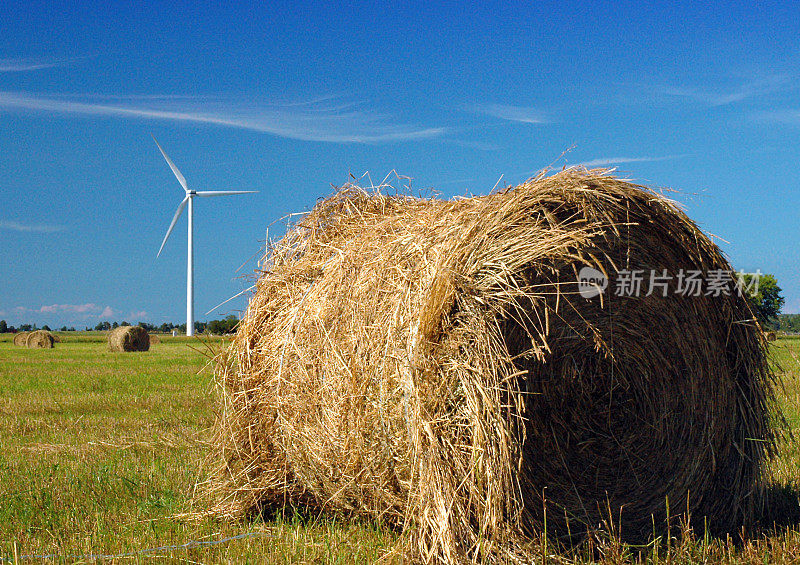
{"left": 10, "top": 303, "right": 118, "bottom": 321}
{"left": 0, "top": 91, "right": 444, "bottom": 143}
{"left": 129, "top": 310, "right": 148, "bottom": 320}
{"left": 38, "top": 304, "right": 106, "bottom": 314}
{"left": 0, "top": 57, "right": 75, "bottom": 72}
{"left": 0, "top": 220, "right": 65, "bottom": 233}
{"left": 660, "top": 75, "right": 793, "bottom": 107}
{"left": 475, "top": 103, "right": 546, "bottom": 124}
{"left": 577, "top": 155, "right": 681, "bottom": 167}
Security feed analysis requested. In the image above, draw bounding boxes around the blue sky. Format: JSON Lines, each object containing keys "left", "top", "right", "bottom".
{"left": 1, "top": 1, "right": 799, "bottom": 328}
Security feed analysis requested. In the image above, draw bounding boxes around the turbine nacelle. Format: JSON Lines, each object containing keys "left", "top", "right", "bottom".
{"left": 153, "top": 136, "right": 257, "bottom": 258}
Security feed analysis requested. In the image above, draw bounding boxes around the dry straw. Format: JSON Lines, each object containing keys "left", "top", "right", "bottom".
{"left": 205, "top": 168, "right": 776, "bottom": 563}
{"left": 12, "top": 332, "right": 28, "bottom": 347}
{"left": 25, "top": 330, "right": 54, "bottom": 349}
{"left": 108, "top": 326, "right": 150, "bottom": 352}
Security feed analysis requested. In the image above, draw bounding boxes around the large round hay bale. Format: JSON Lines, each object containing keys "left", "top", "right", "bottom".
{"left": 108, "top": 326, "right": 150, "bottom": 352}
{"left": 25, "top": 330, "right": 54, "bottom": 348}
{"left": 12, "top": 332, "right": 28, "bottom": 347}
{"left": 208, "top": 169, "right": 776, "bottom": 562}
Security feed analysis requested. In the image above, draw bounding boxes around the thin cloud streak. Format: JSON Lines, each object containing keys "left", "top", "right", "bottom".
{"left": 0, "top": 220, "right": 65, "bottom": 233}
{"left": 577, "top": 155, "right": 681, "bottom": 167}
{"left": 475, "top": 103, "right": 546, "bottom": 124}
{"left": 0, "top": 92, "right": 444, "bottom": 143}
{"left": 0, "top": 57, "right": 74, "bottom": 72}
{"left": 660, "top": 75, "right": 793, "bottom": 107}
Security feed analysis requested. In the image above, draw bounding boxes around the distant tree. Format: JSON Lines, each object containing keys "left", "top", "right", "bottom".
{"left": 69, "top": 327, "right": 76, "bottom": 332}
{"left": 0, "top": 320, "right": 6, "bottom": 333}
{"left": 778, "top": 314, "right": 800, "bottom": 333}
{"left": 42, "top": 325, "right": 51, "bottom": 331}
{"left": 59, "top": 326, "right": 67, "bottom": 332}
{"left": 94, "top": 321, "right": 111, "bottom": 331}
{"left": 739, "top": 273, "right": 784, "bottom": 329}
{"left": 8, "top": 325, "right": 16, "bottom": 333}
{"left": 19, "top": 324, "right": 32, "bottom": 332}
{"left": 120, "top": 321, "right": 131, "bottom": 327}
{"left": 111, "top": 321, "right": 119, "bottom": 329}
{"left": 207, "top": 315, "right": 238, "bottom": 335}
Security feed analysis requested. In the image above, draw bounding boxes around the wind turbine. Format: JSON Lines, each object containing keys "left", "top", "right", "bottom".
{"left": 153, "top": 136, "right": 256, "bottom": 336}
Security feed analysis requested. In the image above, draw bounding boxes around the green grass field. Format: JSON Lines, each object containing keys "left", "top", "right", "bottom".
{"left": 1, "top": 333, "right": 798, "bottom": 563}
{"left": 0, "top": 334, "right": 394, "bottom": 563}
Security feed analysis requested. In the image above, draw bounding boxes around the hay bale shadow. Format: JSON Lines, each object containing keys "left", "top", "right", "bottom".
{"left": 756, "top": 483, "right": 800, "bottom": 532}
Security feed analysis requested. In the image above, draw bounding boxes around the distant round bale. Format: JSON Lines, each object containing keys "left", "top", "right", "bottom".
{"left": 149, "top": 334, "right": 161, "bottom": 344}
{"left": 108, "top": 326, "right": 150, "bottom": 352}
{"left": 52, "top": 334, "right": 62, "bottom": 343}
{"left": 766, "top": 331, "right": 778, "bottom": 342}
{"left": 25, "top": 330, "right": 55, "bottom": 348}
{"left": 13, "top": 332, "right": 29, "bottom": 347}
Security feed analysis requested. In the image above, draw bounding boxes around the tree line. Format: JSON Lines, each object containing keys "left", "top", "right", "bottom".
{"left": 0, "top": 274, "right": 790, "bottom": 335}
{"left": 0, "top": 315, "right": 240, "bottom": 335}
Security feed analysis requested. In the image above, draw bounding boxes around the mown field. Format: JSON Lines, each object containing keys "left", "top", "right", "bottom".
{"left": 0, "top": 334, "right": 394, "bottom": 563}
{"left": 0, "top": 333, "right": 798, "bottom": 563}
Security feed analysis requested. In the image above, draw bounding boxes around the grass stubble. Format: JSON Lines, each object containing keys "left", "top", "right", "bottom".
{"left": 0, "top": 332, "right": 798, "bottom": 563}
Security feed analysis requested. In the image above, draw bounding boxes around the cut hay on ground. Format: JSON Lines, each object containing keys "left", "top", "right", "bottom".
{"left": 25, "top": 330, "right": 54, "bottom": 349}
{"left": 108, "top": 326, "right": 150, "bottom": 352}
{"left": 13, "top": 332, "right": 28, "bottom": 347}
{"left": 206, "top": 168, "right": 776, "bottom": 563}
{"left": 52, "top": 334, "right": 62, "bottom": 343}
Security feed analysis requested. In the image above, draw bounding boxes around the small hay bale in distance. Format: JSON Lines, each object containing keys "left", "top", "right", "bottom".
{"left": 12, "top": 332, "right": 28, "bottom": 347}
{"left": 25, "top": 330, "right": 54, "bottom": 348}
{"left": 766, "top": 331, "right": 778, "bottom": 342}
{"left": 208, "top": 169, "right": 776, "bottom": 563}
{"left": 108, "top": 325, "right": 150, "bottom": 352}
{"left": 149, "top": 334, "right": 161, "bottom": 345}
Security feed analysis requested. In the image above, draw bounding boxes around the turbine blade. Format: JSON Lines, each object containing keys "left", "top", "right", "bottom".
{"left": 196, "top": 190, "right": 258, "bottom": 197}
{"left": 152, "top": 135, "right": 189, "bottom": 192}
{"left": 205, "top": 284, "right": 256, "bottom": 316}
{"left": 157, "top": 196, "right": 190, "bottom": 258}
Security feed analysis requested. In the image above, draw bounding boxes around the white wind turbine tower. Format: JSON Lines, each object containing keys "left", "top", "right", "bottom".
{"left": 153, "top": 136, "right": 257, "bottom": 336}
